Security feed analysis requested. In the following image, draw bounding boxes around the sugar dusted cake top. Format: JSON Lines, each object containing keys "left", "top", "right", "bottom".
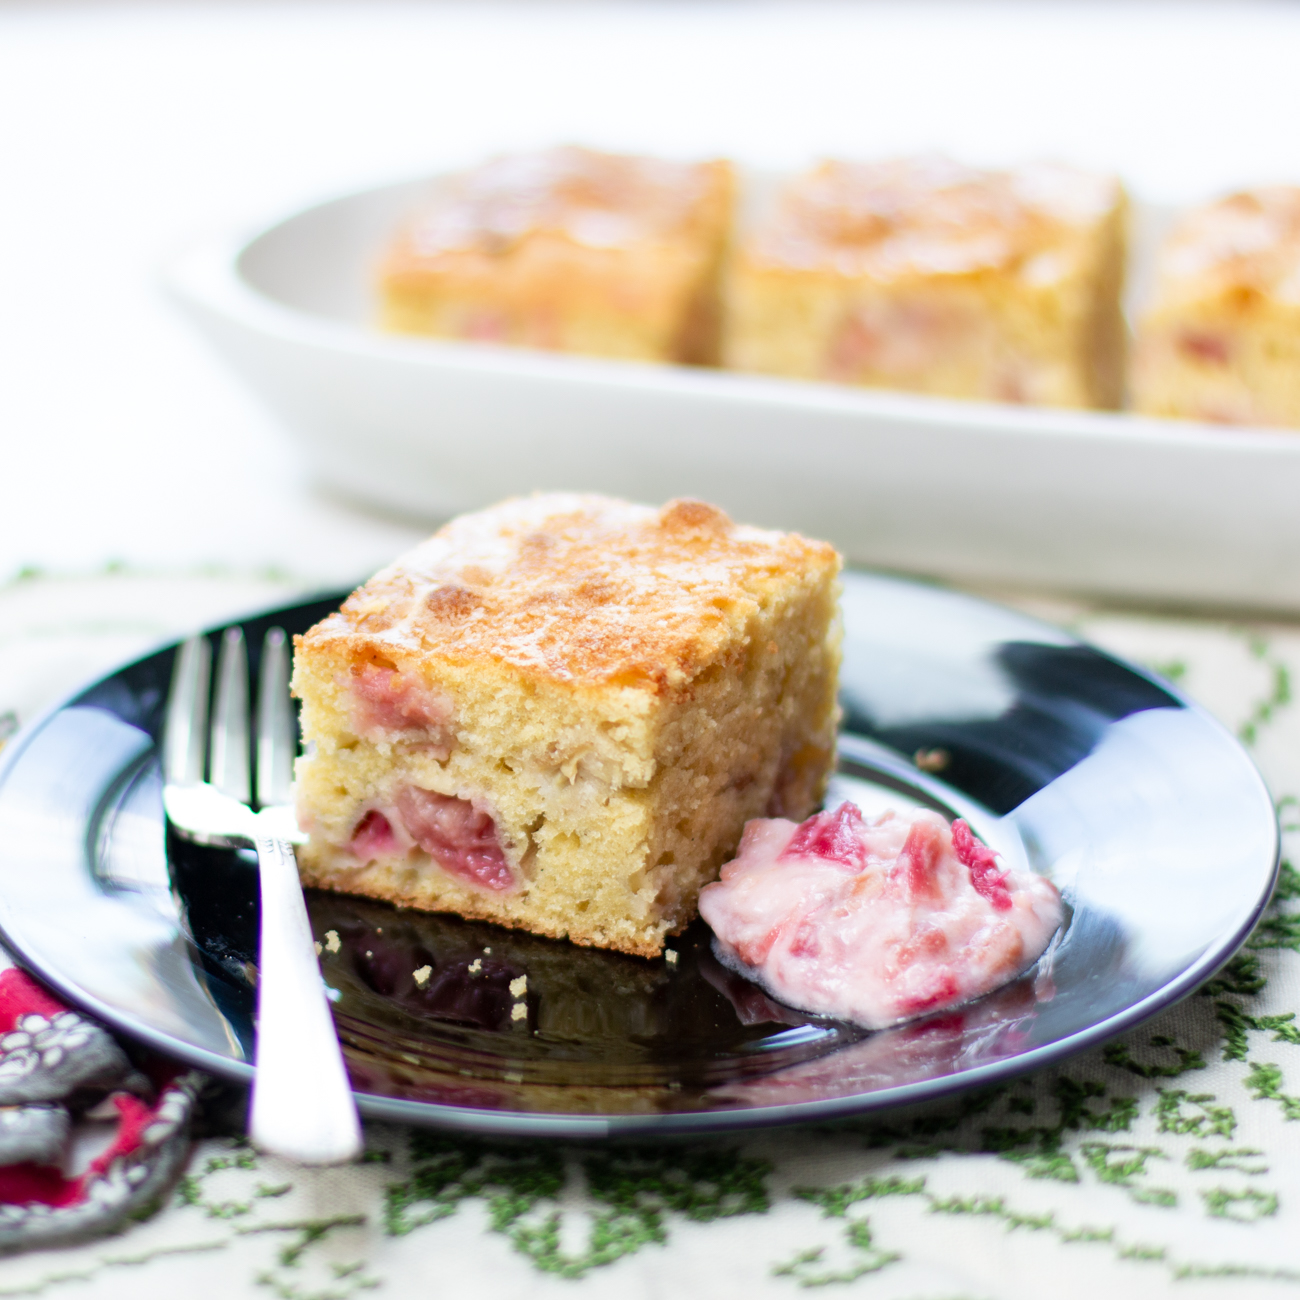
{"left": 302, "top": 495, "right": 840, "bottom": 690}
{"left": 386, "top": 146, "right": 730, "bottom": 265}
{"left": 748, "top": 156, "right": 1122, "bottom": 280}
{"left": 1150, "top": 187, "right": 1300, "bottom": 309}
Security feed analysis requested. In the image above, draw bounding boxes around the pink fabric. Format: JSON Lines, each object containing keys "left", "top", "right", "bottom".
{"left": 0, "top": 969, "right": 67, "bottom": 1033}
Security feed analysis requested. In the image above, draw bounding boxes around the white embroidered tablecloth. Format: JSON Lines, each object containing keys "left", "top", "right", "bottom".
{"left": 7, "top": 4, "right": 1300, "bottom": 1295}
{"left": 1, "top": 570, "right": 1298, "bottom": 1300}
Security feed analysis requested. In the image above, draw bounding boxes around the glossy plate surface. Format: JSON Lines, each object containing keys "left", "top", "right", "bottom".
{"left": 0, "top": 574, "right": 1278, "bottom": 1136}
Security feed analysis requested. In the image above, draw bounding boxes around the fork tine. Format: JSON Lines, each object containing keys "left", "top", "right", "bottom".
{"left": 163, "top": 635, "right": 211, "bottom": 786}
{"left": 256, "top": 628, "right": 295, "bottom": 809}
{"left": 209, "top": 627, "right": 251, "bottom": 804}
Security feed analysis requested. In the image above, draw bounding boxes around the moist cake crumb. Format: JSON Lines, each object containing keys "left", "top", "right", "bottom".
{"left": 378, "top": 146, "right": 735, "bottom": 365}
{"left": 726, "top": 156, "right": 1127, "bottom": 409}
{"left": 1133, "top": 186, "right": 1300, "bottom": 427}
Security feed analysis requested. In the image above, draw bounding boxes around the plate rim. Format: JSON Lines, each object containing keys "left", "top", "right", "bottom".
{"left": 0, "top": 581, "right": 1279, "bottom": 1138}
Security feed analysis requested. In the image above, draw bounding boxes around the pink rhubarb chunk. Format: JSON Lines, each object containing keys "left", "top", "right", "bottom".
{"left": 698, "top": 802, "right": 1062, "bottom": 1029}
{"left": 350, "top": 665, "right": 456, "bottom": 755}
{"left": 350, "top": 810, "right": 399, "bottom": 862}
{"left": 395, "top": 786, "right": 515, "bottom": 892}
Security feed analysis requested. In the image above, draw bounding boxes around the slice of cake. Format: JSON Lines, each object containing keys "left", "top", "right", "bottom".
{"left": 378, "top": 146, "right": 735, "bottom": 365}
{"left": 1132, "top": 187, "right": 1300, "bottom": 428}
{"left": 292, "top": 495, "right": 841, "bottom": 958}
{"left": 725, "top": 156, "right": 1128, "bottom": 408}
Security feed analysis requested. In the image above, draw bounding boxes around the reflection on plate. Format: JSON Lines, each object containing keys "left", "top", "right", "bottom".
{"left": 0, "top": 573, "right": 1278, "bottom": 1136}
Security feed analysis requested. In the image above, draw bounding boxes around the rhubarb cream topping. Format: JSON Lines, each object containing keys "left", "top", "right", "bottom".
{"left": 698, "top": 802, "right": 1062, "bottom": 1029}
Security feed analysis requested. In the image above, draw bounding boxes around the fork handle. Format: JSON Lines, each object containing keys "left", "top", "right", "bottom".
{"left": 249, "top": 823, "right": 362, "bottom": 1165}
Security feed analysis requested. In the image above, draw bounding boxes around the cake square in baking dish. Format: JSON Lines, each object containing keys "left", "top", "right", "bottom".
{"left": 378, "top": 146, "right": 734, "bottom": 365}
{"left": 1133, "top": 187, "right": 1300, "bottom": 428}
{"left": 291, "top": 495, "right": 842, "bottom": 958}
{"left": 724, "top": 156, "right": 1127, "bottom": 410}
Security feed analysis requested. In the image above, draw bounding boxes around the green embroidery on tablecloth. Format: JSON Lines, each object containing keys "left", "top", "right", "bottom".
{"left": 978, "top": 1076, "right": 1141, "bottom": 1175}
{"left": 1244, "top": 1062, "right": 1300, "bottom": 1119}
{"left": 238, "top": 1216, "right": 376, "bottom": 1300}
{"left": 169, "top": 1140, "right": 377, "bottom": 1299}
{"left": 1216, "top": 1003, "right": 1258, "bottom": 1063}
{"left": 1248, "top": 911, "right": 1300, "bottom": 954}
{"left": 1238, "top": 634, "right": 1292, "bottom": 746}
{"left": 776, "top": 1179, "right": 917, "bottom": 1285}
{"left": 1148, "top": 658, "right": 1188, "bottom": 684}
{"left": 1201, "top": 952, "right": 1268, "bottom": 998}
{"left": 176, "top": 1146, "right": 262, "bottom": 1219}
{"left": 1054, "top": 1078, "right": 1139, "bottom": 1133}
{"left": 1171, "top": 1262, "right": 1300, "bottom": 1283}
{"left": 253, "top": 1261, "right": 379, "bottom": 1300}
{"left": 927, "top": 1194, "right": 1004, "bottom": 1217}
{"left": 773, "top": 1164, "right": 1298, "bottom": 1289}
{"left": 1209, "top": 866, "right": 1300, "bottom": 1061}
{"left": 385, "top": 1135, "right": 771, "bottom": 1279}
{"left": 0, "top": 1244, "right": 230, "bottom": 1298}
{"left": 997, "top": 1145, "right": 1080, "bottom": 1182}
{"left": 1154, "top": 1089, "right": 1237, "bottom": 1138}
{"left": 771, "top": 1223, "right": 902, "bottom": 1288}
{"left": 1116, "top": 1243, "right": 1166, "bottom": 1262}
{"left": 850, "top": 1085, "right": 1006, "bottom": 1157}
{"left": 1186, "top": 1148, "right": 1267, "bottom": 1174}
{"left": 1275, "top": 859, "right": 1300, "bottom": 899}
{"left": 1103, "top": 1039, "right": 1206, "bottom": 1078}
{"left": 1247, "top": 859, "right": 1300, "bottom": 952}
{"left": 793, "top": 1175, "right": 926, "bottom": 1216}
{"left": 1201, "top": 1188, "right": 1280, "bottom": 1222}
{"left": 1079, "top": 1143, "right": 1173, "bottom": 1201}
{"left": 1057, "top": 1225, "right": 1114, "bottom": 1243}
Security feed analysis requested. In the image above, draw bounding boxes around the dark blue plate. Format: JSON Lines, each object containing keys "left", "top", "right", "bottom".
{"left": 0, "top": 573, "right": 1277, "bottom": 1136}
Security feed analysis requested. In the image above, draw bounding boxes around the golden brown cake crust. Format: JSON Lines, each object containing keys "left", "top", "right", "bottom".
{"left": 385, "top": 146, "right": 729, "bottom": 266}
{"left": 378, "top": 147, "right": 735, "bottom": 365}
{"left": 301, "top": 495, "right": 839, "bottom": 691}
{"left": 747, "top": 156, "right": 1124, "bottom": 281}
{"left": 1131, "top": 188, "right": 1300, "bottom": 428}
{"left": 725, "top": 156, "right": 1127, "bottom": 410}
{"left": 1148, "top": 187, "right": 1300, "bottom": 308}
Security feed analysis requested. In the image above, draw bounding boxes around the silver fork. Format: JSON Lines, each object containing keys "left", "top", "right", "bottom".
{"left": 163, "top": 625, "right": 362, "bottom": 1165}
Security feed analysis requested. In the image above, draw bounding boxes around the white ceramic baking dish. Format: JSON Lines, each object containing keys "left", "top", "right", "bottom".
{"left": 167, "top": 174, "right": 1300, "bottom": 614}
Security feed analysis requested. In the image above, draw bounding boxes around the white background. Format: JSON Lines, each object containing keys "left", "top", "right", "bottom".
{"left": 2, "top": 0, "right": 1298, "bottom": 585}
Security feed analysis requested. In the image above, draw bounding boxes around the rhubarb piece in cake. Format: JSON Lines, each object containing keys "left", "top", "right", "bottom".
{"left": 292, "top": 494, "right": 841, "bottom": 958}
{"left": 1133, "top": 187, "right": 1300, "bottom": 428}
{"left": 725, "top": 156, "right": 1127, "bottom": 409}
{"left": 698, "top": 802, "right": 1062, "bottom": 1028}
{"left": 378, "top": 146, "right": 734, "bottom": 364}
